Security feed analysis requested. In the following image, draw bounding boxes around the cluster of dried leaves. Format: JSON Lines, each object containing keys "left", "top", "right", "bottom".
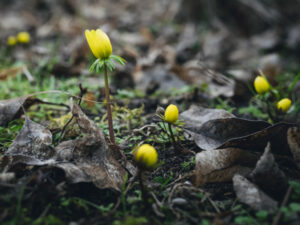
{"left": 182, "top": 105, "right": 300, "bottom": 212}
{"left": 1, "top": 101, "right": 127, "bottom": 192}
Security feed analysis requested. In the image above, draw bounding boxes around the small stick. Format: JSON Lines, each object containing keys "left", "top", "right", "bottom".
{"left": 59, "top": 83, "right": 86, "bottom": 141}
{"left": 207, "top": 194, "right": 220, "bottom": 213}
{"left": 23, "top": 66, "right": 35, "bottom": 83}
{"left": 271, "top": 186, "right": 293, "bottom": 225}
{"left": 38, "top": 100, "right": 70, "bottom": 109}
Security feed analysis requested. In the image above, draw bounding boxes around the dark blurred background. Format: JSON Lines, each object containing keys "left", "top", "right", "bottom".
{"left": 1, "top": 0, "right": 300, "bottom": 98}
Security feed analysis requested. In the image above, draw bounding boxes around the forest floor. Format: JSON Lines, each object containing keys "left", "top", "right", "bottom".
{"left": 1, "top": 1, "right": 300, "bottom": 225}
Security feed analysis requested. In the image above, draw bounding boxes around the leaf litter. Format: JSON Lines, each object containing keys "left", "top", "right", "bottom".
{"left": 1, "top": 102, "right": 126, "bottom": 192}
{"left": 0, "top": 94, "right": 299, "bottom": 224}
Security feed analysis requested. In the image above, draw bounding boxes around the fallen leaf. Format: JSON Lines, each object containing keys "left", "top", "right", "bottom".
{"left": 219, "top": 123, "right": 299, "bottom": 156}
{"left": 181, "top": 105, "right": 270, "bottom": 150}
{"left": 233, "top": 174, "right": 278, "bottom": 211}
{"left": 2, "top": 104, "right": 127, "bottom": 192}
{"left": 194, "top": 148, "right": 259, "bottom": 186}
{"left": 287, "top": 127, "right": 300, "bottom": 168}
{"left": 63, "top": 104, "right": 127, "bottom": 190}
{"left": 6, "top": 118, "right": 54, "bottom": 160}
{"left": 0, "top": 97, "right": 41, "bottom": 126}
{"left": 83, "top": 92, "right": 96, "bottom": 108}
{"left": 250, "top": 143, "right": 288, "bottom": 200}
{"left": 0, "top": 66, "right": 23, "bottom": 81}
{"left": 180, "top": 105, "right": 234, "bottom": 129}
{"left": 193, "top": 118, "right": 271, "bottom": 151}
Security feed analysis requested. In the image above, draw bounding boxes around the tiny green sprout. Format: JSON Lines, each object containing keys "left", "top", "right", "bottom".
{"left": 277, "top": 98, "right": 292, "bottom": 113}
{"left": 133, "top": 144, "right": 158, "bottom": 206}
{"left": 85, "top": 29, "right": 126, "bottom": 145}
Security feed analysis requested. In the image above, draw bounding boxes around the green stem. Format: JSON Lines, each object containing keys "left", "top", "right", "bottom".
{"left": 168, "top": 123, "right": 179, "bottom": 154}
{"left": 138, "top": 169, "right": 148, "bottom": 206}
{"left": 104, "top": 64, "right": 115, "bottom": 145}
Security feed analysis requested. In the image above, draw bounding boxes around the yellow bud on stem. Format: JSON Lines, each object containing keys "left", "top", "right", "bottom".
{"left": 17, "top": 32, "right": 30, "bottom": 44}
{"left": 85, "top": 29, "right": 112, "bottom": 59}
{"left": 135, "top": 144, "right": 158, "bottom": 169}
{"left": 277, "top": 98, "right": 292, "bottom": 113}
{"left": 7, "top": 36, "right": 17, "bottom": 46}
{"left": 254, "top": 76, "right": 270, "bottom": 94}
{"left": 164, "top": 104, "right": 179, "bottom": 123}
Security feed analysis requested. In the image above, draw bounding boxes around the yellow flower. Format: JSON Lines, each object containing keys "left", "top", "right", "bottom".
{"left": 254, "top": 76, "right": 270, "bottom": 94}
{"left": 17, "top": 32, "right": 30, "bottom": 44}
{"left": 164, "top": 104, "right": 179, "bottom": 123}
{"left": 277, "top": 98, "right": 292, "bottom": 113}
{"left": 85, "top": 29, "right": 112, "bottom": 59}
{"left": 7, "top": 36, "right": 17, "bottom": 46}
{"left": 134, "top": 144, "right": 158, "bottom": 169}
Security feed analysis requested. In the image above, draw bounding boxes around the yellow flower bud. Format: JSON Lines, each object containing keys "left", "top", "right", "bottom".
{"left": 17, "top": 32, "right": 30, "bottom": 44}
{"left": 254, "top": 76, "right": 270, "bottom": 94}
{"left": 277, "top": 98, "right": 292, "bottom": 113}
{"left": 134, "top": 144, "right": 158, "bottom": 169}
{"left": 164, "top": 104, "right": 179, "bottom": 123}
{"left": 85, "top": 29, "right": 112, "bottom": 59}
{"left": 7, "top": 36, "right": 17, "bottom": 46}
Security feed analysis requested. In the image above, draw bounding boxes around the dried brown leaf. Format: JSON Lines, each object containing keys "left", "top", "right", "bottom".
{"left": 2, "top": 104, "right": 127, "bottom": 192}
{"left": 0, "top": 97, "right": 41, "bottom": 126}
{"left": 250, "top": 143, "right": 288, "bottom": 200}
{"left": 194, "top": 148, "right": 259, "bottom": 186}
{"left": 0, "top": 66, "right": 23, "bottom": 81}
{"left": 287, "top": 127, "right": 300, "bottom": 168}
{"left": 6, "top": 118, "right": 54, "bottom": 160}
{"left": 233, "top": 174, "right": 278, "bottom": 211}
{"left": 181, "top": 105, "right": 234, "bottom": 129}
{"left": 181, "top": 105, "right": 270, "bottom": 150}
{"left": 220, "top": 123, "right": 299, "bottom": 155}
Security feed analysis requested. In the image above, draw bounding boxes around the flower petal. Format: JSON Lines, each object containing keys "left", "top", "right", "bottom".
{"left": 85, "top": 30, "right": 100, "bottom": 58}
{"left": 96, "top": 29, "right": 112, "bottom": 58}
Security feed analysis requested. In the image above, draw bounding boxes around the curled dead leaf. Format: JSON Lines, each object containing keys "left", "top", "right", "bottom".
{"left": 220, "top": 123, "right": 299, "bottom": 155}
{"left": 233, "top": 174, "right": 278, "bottom": 211}
{"left": 194, "top": 148, "right": 259, "bottom": 186}
{"left": 181, "top": 105, "right": 270, "bottom": 150}
{"left": 180, "top": 105, "right": 234, "bottom": 129}
{"left": 250, "top": 143, "right": 288, "bottom": 200}
{"left": 2, "top": 104, "right": 127, "bottom": 192}
{"left": 0, "top": 97, "right": 41, "bottom": 126}
{"left": 6, "top": 118, "right": 54, "bottom": 160}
